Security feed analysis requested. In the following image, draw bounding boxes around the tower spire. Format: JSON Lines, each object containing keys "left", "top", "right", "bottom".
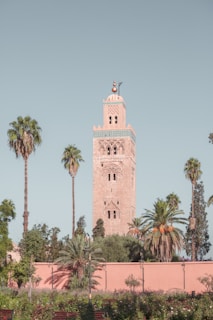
{"left": 111, "top": 81, "right": 123, "bottom": 95}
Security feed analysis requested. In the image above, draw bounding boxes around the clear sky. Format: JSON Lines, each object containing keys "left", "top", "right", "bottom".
{"left": 1, "top": 1, "right": 213, "bottom": 258}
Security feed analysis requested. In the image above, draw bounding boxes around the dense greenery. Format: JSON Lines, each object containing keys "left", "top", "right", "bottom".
{"left": 0, "top": 289, "right": 213, "bottom": 319}
{"left": 184, "top": 158, "right": 202, "bottom": 261}
{"left": 92, "top": 218, "right": 105, "bottom": 239}
{"left": 185, "top": 182, "right": 211, "bottom": 260}
{"left": 19, "top": 224, "right": 63, "bottom": 262}
{"left": 95, "top": 234, "right": 143, "bottom": 262}
{"left": 0, "top": 199, "right": 16, "bottom": 266}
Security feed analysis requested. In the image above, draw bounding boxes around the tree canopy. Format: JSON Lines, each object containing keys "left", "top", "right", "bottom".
{"left": 141, "top": 198, "right": 187, "bottom": 262}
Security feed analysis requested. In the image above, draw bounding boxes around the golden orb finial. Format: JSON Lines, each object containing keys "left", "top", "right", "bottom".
{"left": 112, "top": 81, "right": 117, "bottom": 93}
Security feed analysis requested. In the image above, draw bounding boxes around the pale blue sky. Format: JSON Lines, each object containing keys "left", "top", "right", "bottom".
{"left": 1, "top": 1, "right": 213, "bottom": 258}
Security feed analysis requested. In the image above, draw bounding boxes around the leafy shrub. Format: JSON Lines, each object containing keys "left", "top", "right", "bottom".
{"left": 198, "top": 273, "right": 213, "bottom": 292}
{"left": 0, "top": 288, "right": 213, "bottom": 319}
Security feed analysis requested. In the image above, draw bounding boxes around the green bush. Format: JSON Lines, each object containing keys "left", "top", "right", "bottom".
{"left": 0, "top": 288, "right": 213, "bottom": 319}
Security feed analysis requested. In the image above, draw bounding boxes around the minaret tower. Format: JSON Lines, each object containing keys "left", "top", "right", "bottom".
{"left": 92, "top": 82, "right": 136, "bottom": 235}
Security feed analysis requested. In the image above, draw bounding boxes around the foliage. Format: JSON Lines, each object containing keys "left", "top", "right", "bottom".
{"left": 19, "top": 224, "right": 63, "bottom": 262}
{"left": 56, "top": 234, "right": 104, "bottom": 289}
{"left": 96, "top": 234, "right": 133, "bottom": 262}
{"left": 166, "top": 193, "right": 181, "bottom": 211}
{"left": 92, "top": 218, "right": 105, "bottom": 239}
{"left": 184, "top": 182, "right": 211, "bottom": 260}
{"left": 61, "top": 144, "right": 84, "bottom": 178}
{"left": 141, "top": 198, "right": 187, "bottom": 262}
{"left": 11, "top": 257, "right": 34, "bottom": 288}
{"left": 125, "top": 274, "right": 140, "bottom": 292}
{"left": 7, "top": 116, "right": 42, "bottom": 159}
{"left": 0, "top": 199, "right": 16, "bottom": 267}
{"left": 127, "top": 217, "right": 143, "bottom": 238}
{"left": 74, "top": 216, "right": 86, "bottom": 237}
{"left": 0, "top": 264, "right": 11, "bottom": 287}
{"left": 199, "top": 273, "right": 213, "bottom": 292}
{"left": 184, "top": 157, "right": 202, "bottom": 261}
{"left": 0, "top": 290, "right": 213, "bottom": 320}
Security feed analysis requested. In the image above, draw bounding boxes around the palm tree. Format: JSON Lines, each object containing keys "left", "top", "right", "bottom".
{"left": 184, "top": 158, "right": 202, "bottom": 261}
{"left": 56, "top": 234, "right": 104, "bottom": 290}
{"left": 166, "top": 193, "right": 181, "bottom": 211}
{"left": 61, "top": 145, "right": 84, "bottom": 237}
{"left": 141, "top": 199, "right": 187, "bottom": 262}
{"left": 127, "top": 217, "right": 143, "bottom": 238}
{"left": 7, "top": 116, "right": 42, "bottom": 235}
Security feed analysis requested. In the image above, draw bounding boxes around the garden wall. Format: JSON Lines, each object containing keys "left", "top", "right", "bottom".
{"left": 33, "top": 261, "right": 213, "bottom": 294}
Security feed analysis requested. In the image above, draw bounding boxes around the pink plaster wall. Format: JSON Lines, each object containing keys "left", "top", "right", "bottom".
{"left": 33, "top": 262, "right": 213, "bottom": 294}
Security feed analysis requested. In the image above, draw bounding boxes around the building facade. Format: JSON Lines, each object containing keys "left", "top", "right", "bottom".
{"left": 92, "top": 82, "right": 136, "bottom": 235}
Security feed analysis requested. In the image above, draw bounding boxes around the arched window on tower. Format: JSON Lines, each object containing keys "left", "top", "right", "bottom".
{"left": 108, "top": 174, "right": 111, "bottom": 181}
{"left": 107, "top": 147, "right": 111, "bottom": 155}
{"left": 113, "top": 173, "right": 116, "bottom": 181}
{"left": 115, "top": 116, "right": 118, "bottom": 124}
{"left": 113, "top": 146, "right": 117, "bottom": 155}
{"left": 113, "top": 211, "right": 116, "bottom": 219}
{"left": 109, "top": 116, "right": 112, "bottom": 124}
{"left": 108, "top": 211, "right": 110, "bottom": 219}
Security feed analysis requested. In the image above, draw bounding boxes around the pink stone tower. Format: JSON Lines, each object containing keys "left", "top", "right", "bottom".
{"left": 92, "top": 82, "right": 136, "bottom": 235}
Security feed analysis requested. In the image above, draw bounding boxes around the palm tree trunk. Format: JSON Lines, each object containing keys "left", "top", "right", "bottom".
{"left": 23, "top": 157, "right": 29, "bottom": 236}
{"left": 191, "top": 184, "right": 196, "bottom": 261}
{"left": 72, "top": 176, "right": 75, "bottom": 237}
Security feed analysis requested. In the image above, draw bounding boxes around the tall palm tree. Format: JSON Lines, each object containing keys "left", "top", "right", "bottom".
{"left": 61, "top": 145, "right": 84, "bottom": 237}
{"left": 184, "top": 158, "right": 202, "bottom": 261}
{"left": 141, "top": 199, "right": 187, "bottom": 262}
{"left": 7, "top": 116, "right": 42, "bottom": 235}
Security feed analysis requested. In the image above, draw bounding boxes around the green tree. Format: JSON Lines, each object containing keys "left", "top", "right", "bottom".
{"left": 95, "top": 234, "right": 147, "bottom": 262}
{"left": 19, "top": 224, "right": 62, "bottom": 262}
{"left": 7, "top": 116, "right": 42, "bottom": 235}
{"left": 92, "top": 218, "right": 105, "bottom": 239}
{"left": 0, "top": 199, "right": 16, "bottom": 266}
{"left": 97, "top": 235, "right": 131, "bottom": 262}
{"left": 208, "top": 133, "right": 213, "bottom": 206}
{"left": 12, "top": 257, "right": 35, "bottom": 289}
{"left": 184, "top": 182, "right": 211, "bottom": 260}
{"left": 184, "top": 158, "right": 202, "bottom": 261}
{"left": 56, "top": 234, "right": 103, "bottom": 289}
{"left": 74, "top": 215, "right": 86, "bottom": 237}
{"left": 141, "top": 198, "right": 187, "bottom": 262}
{"left": 19, "top": 228, "right": 47, "bottom": 262}
{"left": 125, "top": 274, "right": 140, "bottom": 292}
{"left": 61, "top": 145, "right": 84, "bottom": 237}
{"left": 48, "top": 227, "right": 63, "bottom": 262}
